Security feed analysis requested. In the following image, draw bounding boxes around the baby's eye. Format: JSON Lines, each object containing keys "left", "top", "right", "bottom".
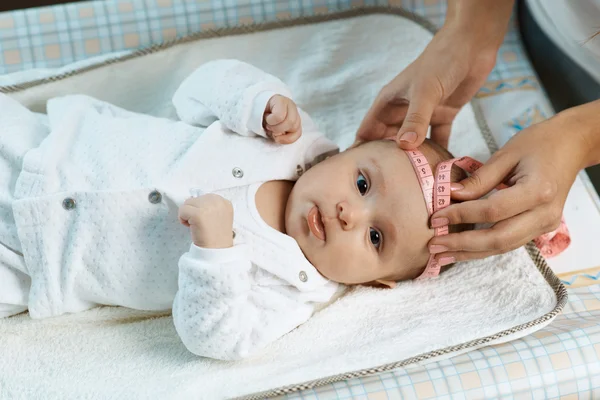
{"left": 369, "top": 228, "right": 382, "bottom": 249}
{"left": 356, "top": 173, "right": 368, "bottom": 195}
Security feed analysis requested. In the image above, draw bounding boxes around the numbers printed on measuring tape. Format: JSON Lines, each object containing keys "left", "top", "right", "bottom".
{"left": 423, "top": 176, "right": 434, "bottom": 188}
{"left": 406, "top": 150, "right": 570, "bottom": 278}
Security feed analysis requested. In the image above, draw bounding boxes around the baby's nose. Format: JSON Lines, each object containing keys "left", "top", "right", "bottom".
{"left": 336, "top": 201, "right": 365, "bottom": 230}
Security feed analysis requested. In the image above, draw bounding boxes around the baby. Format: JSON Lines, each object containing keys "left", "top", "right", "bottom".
{"left": 0, "top": 60, "right": 465, "bottom": 360}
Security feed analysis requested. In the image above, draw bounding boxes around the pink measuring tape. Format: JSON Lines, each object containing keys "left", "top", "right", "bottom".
{"left": 405, "top": 149, "right": 571, "bottom": 280}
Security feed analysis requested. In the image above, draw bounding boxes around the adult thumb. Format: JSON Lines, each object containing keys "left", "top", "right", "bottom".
{"left": 451, "top": 152, "right": 517, "bottom": 201}
{"left": 397, "top": 96, "right": 436, "bottom": 150}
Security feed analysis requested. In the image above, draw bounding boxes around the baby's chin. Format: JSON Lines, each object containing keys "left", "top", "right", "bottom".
{"left": 305, "top": 260, "right": 367, "bottom": 285}
{"left": 319, "top": 259, "right": 426, "bottom": 285}
{"left": 287, "top": 237, "right": 342, "bottom": 282}
{"left": 312, "top": 267, "right": 350, "bottom": 284}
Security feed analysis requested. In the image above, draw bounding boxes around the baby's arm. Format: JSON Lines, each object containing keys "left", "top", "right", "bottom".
{"left": 172, "top": 245, "right": 312, "bottom": 360}
{"left": 174, "top": 194, "right": 311, "bottom": 360}
{"left": 172, "top": 59, "right": 295, "bottom": 138}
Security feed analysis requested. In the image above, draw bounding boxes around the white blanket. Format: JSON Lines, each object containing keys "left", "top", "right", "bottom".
{"left": 0, "top": 9, "right": 565, "bottom": 400}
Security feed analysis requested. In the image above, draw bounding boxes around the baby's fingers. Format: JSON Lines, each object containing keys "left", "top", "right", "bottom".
{"left": 273, "top": 129, "right": 302, "bottom": 144}
{"left": 265, "top": 98, "right": 289, "bottom": 126}
{"left": 265, "top": 111, "right": 286, "bottom": 126}
{"left": 269, "top": 111, "right": 301, "bottom": 140}
{"left": 269, "top": 115, "right": 300, "bottom": 135}
{"left": 178, "top": 217, "right": 191, "bottom": 227}
{"left": 178, "top": 204, "right": 199, "bottom": 226}
{"left": 267, "top": 102, "right": 299, "bottom": 129}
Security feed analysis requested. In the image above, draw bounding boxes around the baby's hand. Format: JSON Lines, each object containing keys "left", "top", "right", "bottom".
{"left": 178, "top": 194, "right": 234, "bottom": 249}
{"left": 263, "top": 95, "right": 302, "bottom": 144}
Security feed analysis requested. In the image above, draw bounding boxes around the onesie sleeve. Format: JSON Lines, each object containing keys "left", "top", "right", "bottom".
{"left": 172, "top": 243, "right": 314, "bottom": 360}
{"left": 172, "top": 59, "right": 293, "bottom": 138}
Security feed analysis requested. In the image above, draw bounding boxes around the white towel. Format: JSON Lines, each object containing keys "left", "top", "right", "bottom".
{"left": 0, "top": 9, "right": 564, "bottom": 400}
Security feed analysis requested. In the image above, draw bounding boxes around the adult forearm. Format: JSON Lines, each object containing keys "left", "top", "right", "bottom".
{"left": 557, "top": 99, "right": 600, "bottom": 169}
{"left": 445, "top": 0, "right": 515, "bottom": 53}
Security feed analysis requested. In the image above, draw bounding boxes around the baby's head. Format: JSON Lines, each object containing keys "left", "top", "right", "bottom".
{"left": 285, "top": 139, "right": 468, "bottom": 287}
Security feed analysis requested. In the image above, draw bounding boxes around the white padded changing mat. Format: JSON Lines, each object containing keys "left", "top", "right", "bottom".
{"left": 0, "top": 9, "right": 566, "bottom": 400}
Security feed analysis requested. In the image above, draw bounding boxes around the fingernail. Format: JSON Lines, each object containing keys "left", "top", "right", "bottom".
{"left": 451, "top": 183, "right": 464, "bottom": 192}
{"left": 437, "top": 256, "right": 456, "bottom": 267}
{"left": 429, "top": 244, "right": 448, "bottom": 254}
{"left": 399, "top": 131, "right": 417, "bottom": 144}
{"left": 431, "top": 217, "right": 449, "bottom": 228}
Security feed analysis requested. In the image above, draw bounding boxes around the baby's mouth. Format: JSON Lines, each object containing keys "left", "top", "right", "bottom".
{"left": 307, "top": 206, "right": 326, "bottom": 241}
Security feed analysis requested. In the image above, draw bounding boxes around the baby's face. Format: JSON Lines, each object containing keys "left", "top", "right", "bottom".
{"left": 285, "top": 141, "right": 433, "bottom": 286}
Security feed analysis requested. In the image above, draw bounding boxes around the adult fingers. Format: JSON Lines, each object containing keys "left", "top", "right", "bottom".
{"left": 434, "top": 249, "right": 500, "bottom": 267}
{"left": 426, "top": 104, "right": 459, "bottom": 148}
{"left": 396, "top": 91, "right": 439, "bottom": 149}
{"left": 449, "top": 151, "right": 518, "bottom": 201}
{"left": 431, "top": 181, "right": 539, "bottom": 227}
{"left": 430, "top": 123, "right": 452, "bottom": 149}
{"left": 428, "top": 210, "right": 551, "bottom": 256}
{"left": 350, "top": 138, "right": 364, "bottom": 148}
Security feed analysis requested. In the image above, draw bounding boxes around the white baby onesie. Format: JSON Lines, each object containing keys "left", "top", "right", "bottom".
{"left": 0, "top": 59, "right": 340, "bottom": 360}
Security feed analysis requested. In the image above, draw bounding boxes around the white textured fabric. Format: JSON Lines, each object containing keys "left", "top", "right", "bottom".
{"left": 0, "top": 243, "right": 29, "bottom": 318}
{"left": 173, "top": 59, "right": 294, "bottom": 137}
{"left": 173, "top": 185, "right": 340, "bottom": 360}
{"left": 0, "top": 14, "right": 559, "bottom": 399}
{"left": 0, "top": 96, "right": 48, "bottom": 254}
{"left": 1, "top": 60, "right": 339, "bottom": 360}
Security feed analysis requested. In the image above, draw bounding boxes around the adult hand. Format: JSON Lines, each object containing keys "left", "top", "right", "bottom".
{"left": 356, "top": 0, "right": 514, "bottom": 149}
{"left": 428, "top": 101, "right": 600, "bottom": 264}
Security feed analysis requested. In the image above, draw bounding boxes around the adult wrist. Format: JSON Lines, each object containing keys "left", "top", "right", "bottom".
{"left": 556, "top": 100, "right": 600, "bottom": 169}
{"left": 444, "top": 0, "right": 514, "bottom": 54}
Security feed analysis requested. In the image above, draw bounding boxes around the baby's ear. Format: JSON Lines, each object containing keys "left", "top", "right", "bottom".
{"left": 364, "top": 279, "right": 397, "bottom": 289}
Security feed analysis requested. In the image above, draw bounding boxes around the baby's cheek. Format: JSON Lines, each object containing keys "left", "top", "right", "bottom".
{"left": 311, "top": 250, "right": 341, "bottom": 280}
{"left": 321, "top": 248, "right": 364, "bottom": 283}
